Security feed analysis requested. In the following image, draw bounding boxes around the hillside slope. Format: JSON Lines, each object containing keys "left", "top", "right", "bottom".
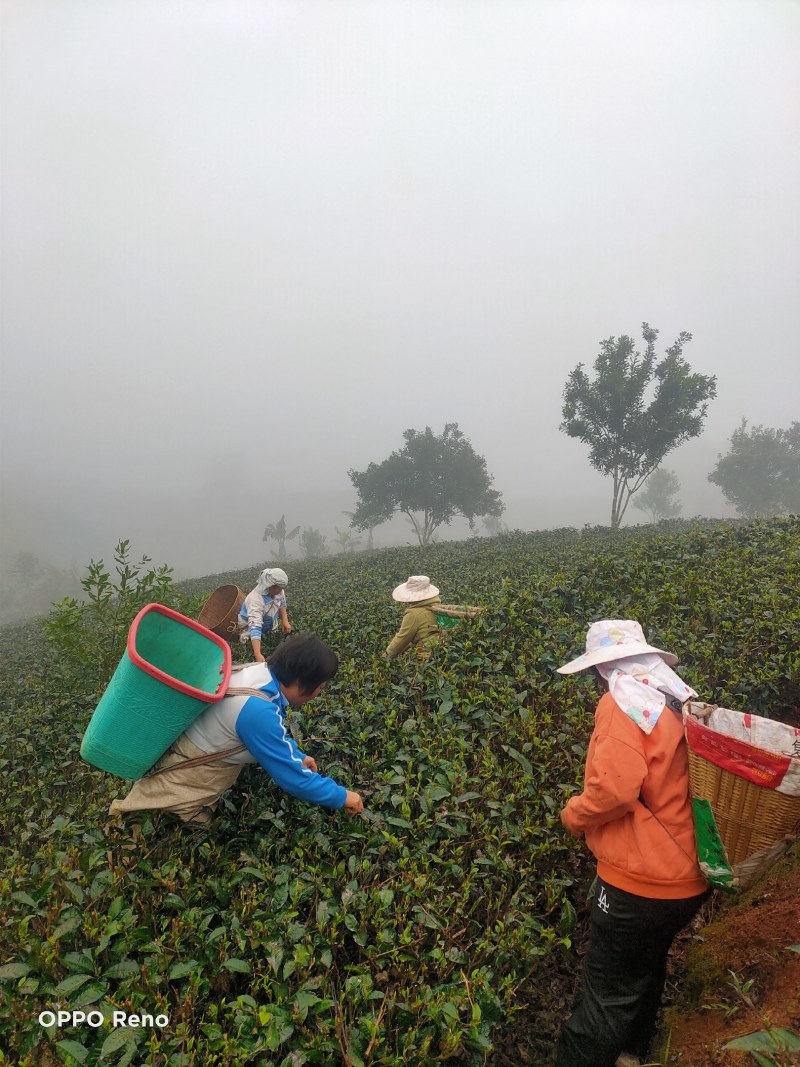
{"left": 1, "top": 518, "right": 798, "bottom": 1065}
{"left": 487, "top": 844, "right": 800, "bottom": 1065}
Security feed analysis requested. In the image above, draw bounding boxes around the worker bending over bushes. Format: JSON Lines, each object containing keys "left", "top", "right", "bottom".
{"left": 237, "top": 566, "right": 293, "bottom": 662}
{"left": 384, "top": 575, "right": 442, "bottom": 659}
{"left": 109, "top": 634, "right": 363, "bottom": 825}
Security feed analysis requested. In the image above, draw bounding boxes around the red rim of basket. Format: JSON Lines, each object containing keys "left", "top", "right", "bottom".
{"left": 684, "top": 713, "right": 793, "bottom": 791}
{"left": 127, "top": 603, "right": 232, "bottom": 702}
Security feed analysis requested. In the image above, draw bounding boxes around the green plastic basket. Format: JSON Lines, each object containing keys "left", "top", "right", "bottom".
{"left": 80, "top": 604, "right": 232, "bottom": 779}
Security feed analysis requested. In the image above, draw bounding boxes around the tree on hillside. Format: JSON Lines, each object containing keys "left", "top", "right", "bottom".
{"left": 483, "top": 515, "right": 509, "bottom": 537}
{"left": 348, "top": 423, "right": 504, "bottom": 547}
{"left": 560, "top": 323, "right": 717, "bottom": 528}
{"left": 342, "top": 509, "right": 376, "bottom": 551}
{"left": 299, "top": 527, "right": 328, "bottom": 559}
{"left": 333, "top": 527, "right": 361, "bottom": 554}
{"left": 708, "top": 419, "right": 800, "bottom": 518}
{"left": 633, "top": 467, "right": 682, "bottom": 523}
{"left": 262, "top": 515, "right": 301, "bottom": 559}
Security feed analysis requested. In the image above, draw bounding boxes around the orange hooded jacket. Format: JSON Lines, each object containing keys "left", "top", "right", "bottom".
{"left": 561, "top": 691, "right": 709, "bottom": 899}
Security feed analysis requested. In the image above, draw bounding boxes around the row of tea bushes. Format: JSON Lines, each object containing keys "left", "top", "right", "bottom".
{"left": 1, "top": 517, "right": 797, "bottom": 1064}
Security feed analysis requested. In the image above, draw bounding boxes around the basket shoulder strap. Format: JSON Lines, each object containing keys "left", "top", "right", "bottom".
{"left": 639, "top": 795, "right": 704, "bottom": 875}
{"left": 226, "top": 685, "right": 280, "bottom": 700}
{"left": 656, "top": 687, "right": 689, "bottom": 715}
{"left": 434, "top": 604, "right": 481, "bottom": 619}
{"left": 144, "top": 744, "right": 247, "bottom": 777}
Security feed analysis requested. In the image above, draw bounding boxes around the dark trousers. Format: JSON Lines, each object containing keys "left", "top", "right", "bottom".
{"left": 554, "top": 878, "right": 709, "bottom": 1067}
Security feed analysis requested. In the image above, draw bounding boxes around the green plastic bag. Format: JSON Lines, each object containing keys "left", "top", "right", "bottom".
{"left": 691, "top": 798, "right": 737, "bottom": 893}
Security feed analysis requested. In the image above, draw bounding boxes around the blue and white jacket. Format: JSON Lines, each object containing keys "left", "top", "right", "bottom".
{"left": 184, "top": 664, "right": 346, "bottom": 809}
{"left": 240, "top": 589, "right": 288, "bottom": 639}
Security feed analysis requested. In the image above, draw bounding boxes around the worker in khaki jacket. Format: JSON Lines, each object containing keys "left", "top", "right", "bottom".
{"left": 384, "top": 576, "right": 442, "bottom": 659}
{"left": 554, "top": 620, "right": 710, "bottom": 1067}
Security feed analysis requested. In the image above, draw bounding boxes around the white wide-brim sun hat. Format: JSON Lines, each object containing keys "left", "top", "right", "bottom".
{"left": 392, "top": 575, "right": 440, "bottom": 603}
{"left": 557, "top": 619, "right": 678, "bottom": 674}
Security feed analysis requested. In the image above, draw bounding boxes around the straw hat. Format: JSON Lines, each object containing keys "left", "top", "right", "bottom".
{"left": 392, "top": 575, "right": 440, "bottom": 603}
{"left": 557, "top": 619, "right": 678, "bottom": 675}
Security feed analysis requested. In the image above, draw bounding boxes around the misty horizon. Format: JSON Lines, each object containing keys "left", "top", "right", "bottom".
{"left": 2, "top": 1, "right": 798, "bottom": 585}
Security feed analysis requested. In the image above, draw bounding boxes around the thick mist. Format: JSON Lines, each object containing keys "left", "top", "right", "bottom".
{"left": 2, "top": 0, "right": 798, "bottom": 595}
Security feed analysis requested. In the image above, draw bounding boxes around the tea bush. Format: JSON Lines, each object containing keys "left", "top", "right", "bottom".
{"left": 41, "top": 540, "right": 195, "bottom": 705}
{"left": 1, "top": 518, "right": 798, "bottom": 1065}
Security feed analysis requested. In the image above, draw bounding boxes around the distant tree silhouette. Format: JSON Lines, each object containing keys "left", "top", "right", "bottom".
{"left": 348, "top": 423, "right": 504, "bottom": 547}
{"left": 560, "top": 323, "right": 716, "bottom": 527}
{"left": 299, "top": 527, "right": 328, "bottom": 559}
{"left": 342, "top": 510, "right": 375, "bottom": 551}
{"left": 633, "top": 468, "right": 682, "bottom": 522}
{"left": 262, "top": 515, "right": 301, "bottom": 559}
{"left": 709, "top": 419, "right": 800, "bottom": 517}
{"left": 483, "top": 515, "right": 509, "bottom": 537}
{"left": 333, "top": 527, "right": 361, "bottom": 554}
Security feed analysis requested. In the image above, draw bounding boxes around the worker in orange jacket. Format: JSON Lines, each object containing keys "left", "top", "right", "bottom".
{"left": 554, "top": 620, "right": 710, "bottom": 1067}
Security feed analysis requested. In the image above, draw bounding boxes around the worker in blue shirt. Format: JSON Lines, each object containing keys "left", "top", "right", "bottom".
{"left": 237, "top": 567, "right": 292, "bottom": 662}
{"left": 109, "top": 635, "right": 363, "bottom": 825}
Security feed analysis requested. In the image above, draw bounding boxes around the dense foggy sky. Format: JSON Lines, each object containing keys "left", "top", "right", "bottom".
{"left": 2, "top": 0, "right": 798, "bottom": 581}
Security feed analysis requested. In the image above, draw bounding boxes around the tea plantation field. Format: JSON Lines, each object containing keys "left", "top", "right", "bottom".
{"left": 1, "top": 518, "right": 798, "bottom": 1066}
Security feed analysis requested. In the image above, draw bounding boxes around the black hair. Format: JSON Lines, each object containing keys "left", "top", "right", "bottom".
{"left": 267, "top": 633, "right": 338, "bottom": 694}
{"left": 591, "top": 665, "right": 609, "bottom": 691}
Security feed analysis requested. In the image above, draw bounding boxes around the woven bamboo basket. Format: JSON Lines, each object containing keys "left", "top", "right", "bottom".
{"left": 198, "top": 585, "right": 245, "bottom": 642}
{"left": 684, "top": 703, "right": 800, "bottom": 868}
{"left": 687, "top": 748, "right": 800, "bottom": 865}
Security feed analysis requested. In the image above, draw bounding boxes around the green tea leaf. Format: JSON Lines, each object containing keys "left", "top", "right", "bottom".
{"left": 222, "top": 958, "right": 250, "bottom": 973}
{"left": 55, "top": 973, "right": 94, "bottom": 995}
{"left": 100, "top": 1026, "right": 137, "bottom": 1059}
{"left": 56, "top": 1039, "right": 89, "bottom": 1064}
